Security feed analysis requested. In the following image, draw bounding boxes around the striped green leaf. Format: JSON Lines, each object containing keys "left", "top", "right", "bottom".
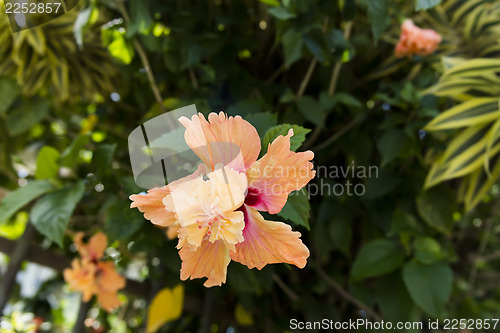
{"left": 425, "top": 98, "right": 500, "bottom": 130}
{"left": 442, "top": 58, "right": 500, "bottom": 79}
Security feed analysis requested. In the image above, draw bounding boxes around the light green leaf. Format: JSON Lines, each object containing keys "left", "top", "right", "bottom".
{"left": 0, "top": 181, "right": 54, "bottom": 223}
{"left": 262, "top": 124, "right": 311, "bottom": 152}
{"left": 413, "top": 237, "right": 444, "bottom": 265}
{"left": 277, "top": 189, "right": 310, "bottom": 229}
{"left": 259, "top": 0, "right": 280, "bottom": 6}
{"left": 31, "top": 182, "right": 85, "bottom": 247}
{"left": 403, "top": 260, "right": 453, "bottom": 317}
{"left": 35, "top": 146, "right": 61, "bottom": 180}
{"left": 351, "top": 239, "right": 405, "bottom": 280}
{"left": 108, "top": 31, "right": 135, "bottom": 64}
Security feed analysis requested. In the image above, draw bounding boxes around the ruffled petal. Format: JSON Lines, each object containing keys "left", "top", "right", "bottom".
{"left": 179, "top": 112, "right": 261, "bottom": 172}
{"left": 130, "top": 164, "right": 207, "bottom": 227}
{"left": 130, "top": 186, "right": 175, "bottom": 227}
{"left": 230, "top": 206, "right": 309, "bottom": 270}
{"left": 246, "top": 129, "right": 315, "bottom": 214}
{"left": 179, "top": 239, "right": 231, "bottom": 287}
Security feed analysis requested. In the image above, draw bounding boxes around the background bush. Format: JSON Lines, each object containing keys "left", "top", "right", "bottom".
{"left": 1, "top": 0, "right": 500, "bottom": 332}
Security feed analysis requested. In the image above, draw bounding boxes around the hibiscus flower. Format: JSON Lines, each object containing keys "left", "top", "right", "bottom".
{"left": 130, "top": 112, "right": 315, "bottom": 287}
{"left": 64, "top": 232, "right": 125, "bottom": 311}
{"left": 395, "top": 19, "right": 441, "bottom": 58}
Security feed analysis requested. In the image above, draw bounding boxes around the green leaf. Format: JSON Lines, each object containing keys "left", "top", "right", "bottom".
{"left": 0, "top": 76, "right": 20, "bottom": 114}
{"left": 403, "top": 260, "right": 453, "bottom": 317}
{"left": 268, "top": 7, "right": 296, "bottom": 20}
{"left": 61, "top": 135, "right": 90, "bottom": 168}
{"left": 424, "top": 98, "right": 500, "bottom": 131}
{"left": 303, "top": 29, "right": 330, "bottom": 63}
{"left": 107, "top": 30, "right": 134, "bottom": 64}
{"left": 35, "top": 146, "right": 61, "bottom": 180}
{"left": 91, "top": 143, "right": 117, "bottom": 177}
{"left": 415, "top": 0, "right": 442, "bottom": 11}
{"left": 377, "top": 129, "right": 412, "bottom": 166}
{"left": 413, "top": 237, "right": 444, "bottom": 265}
{"left": 277, "top": 189, "right": 310, "bottom": 229}
{"left": 297, "top": 96, "right": 325, "bottom": 127}
{"left": 358, "top": 0, "right": 388, "bottom": 41}
{"left": 334, "top": 92, "right": 363, "bottom": 108}
{"left": 351, "top": 239, "right": 405, "bottom": 280}
{"left": 0, "top": 181, "right": 54, "bottom": 223}
{"left": 127, "top": 0, "right": 153, "bottom": 37}
{"left": 31, "top": 182, "right": 85, "bottom": 247}
{"left": 328, "top": 207, "right": 352, "bottom": 256}
{"left": 374, "top": 272, "right": 416, "bottom": 322}
{"left": 282, "top": 28, "right": 303, "bottom": 68}
{"left": 416, "top": 187, "right": 455, "bottom": 234}
{"left": 362, "top": 169, "right": 400, "bottom": 200}
{"left": 262, "top": 124, "right": 311, "bottom": 152}
{"left": 104, "top": 196, "right": 144, "bottom": 242}
{"left": 6, "top": 100, "right": 49, "bottom": 136}
{"left": 389, "top": 209, "right": 423, "bottom": 236}
{"left": 244, "top": 112, "right": 278, "bottom": 137}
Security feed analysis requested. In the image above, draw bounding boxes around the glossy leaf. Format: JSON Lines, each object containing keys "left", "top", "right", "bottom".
{"left": 403, "top": 260, "right": 453, "bottom": 317}
{"left": 351, "top": 239, "right": 405, "bottom": 280}
{"left": 0, "top": 181, "right": 54, "bottom": 223}
{"left": 30, "top": 182, "right": 85, "bottom": 247}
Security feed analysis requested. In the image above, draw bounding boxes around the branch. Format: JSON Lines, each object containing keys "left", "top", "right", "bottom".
{"left": 0, "top": 224, "right": 36, "bottom": 315}
{"left": 272, "top": 273, "right": 299, "bottom": 302}
{"left": 317, "top": 266, "right": 382, "bottom": 321}
{"left": 0, "top": 234, "right": 149, "bottom": 298}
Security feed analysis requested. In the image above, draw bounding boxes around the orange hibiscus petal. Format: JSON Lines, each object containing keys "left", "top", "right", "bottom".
{"left": 230, "top": 206, "right": 309, "bottom": 270}
{"left": 129, "top": 186, "right": 175, "bottom": 227}
{"left": 64, "top": 259, "right": 97, "bottom": 302}
{"left": 246, "top": 129, "right": 315, "bottom": 214}
{"left": 178, "top": 112, "right": 261, "bottom": 172}
{"left": 130, "top": 164, "right": 207, "bottom": 227}
{"left": 96, "top": 261, "right": 126, "bottom": 293}
{"left": 179, "top": 239, "right": 231, "bottom": 287}
{"left": 97, "top": 290, "right": 122, "bottom": 312}
{"left": 87, "top": 232, "right": 107, "bottom": 261}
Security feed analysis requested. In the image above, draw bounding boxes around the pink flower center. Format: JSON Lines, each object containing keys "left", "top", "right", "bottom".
{"left": 244, "top": 187, "right": 261, "bottom": 206}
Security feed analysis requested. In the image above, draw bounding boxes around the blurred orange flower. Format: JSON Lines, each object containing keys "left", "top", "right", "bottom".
{"left": 395, "top": 19, "right": 441, "bottom": 58}
{"left": 64, "top": 232, "right": 125, "bottom": 312}
{"left": 131, "top": 112, "right": 315, "bottom": 287}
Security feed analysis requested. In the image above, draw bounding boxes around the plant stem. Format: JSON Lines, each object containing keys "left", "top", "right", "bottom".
{"left": 317, "top": 266, "right": 382, "bottom": 321}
